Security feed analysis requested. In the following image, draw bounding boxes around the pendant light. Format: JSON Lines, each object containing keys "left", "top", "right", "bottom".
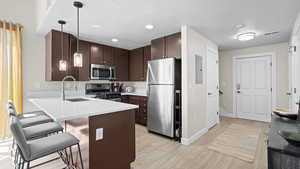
{"left": 73, "top": 1, "right": 83, "bottom": 67}
{"left": 58, "top": 20, "right": 67, "bottom": 71}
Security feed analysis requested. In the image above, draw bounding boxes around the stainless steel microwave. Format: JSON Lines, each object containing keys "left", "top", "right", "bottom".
{"left": 90, "top": 64, "right": 116, "bottom": 80}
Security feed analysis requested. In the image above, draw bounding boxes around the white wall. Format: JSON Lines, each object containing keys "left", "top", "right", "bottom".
{"left": 219, "top": 42, "right": 289, "bottom": 116}
{"left": 181, "top": 25, "right": 218, "bottom": 145}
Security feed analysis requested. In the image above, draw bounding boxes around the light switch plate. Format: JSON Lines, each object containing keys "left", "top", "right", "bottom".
{"left": 96, "top": 128, "right": 103, "bottom": 141}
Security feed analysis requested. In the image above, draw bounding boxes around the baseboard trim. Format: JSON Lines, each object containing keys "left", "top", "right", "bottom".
{"left": 181, "top": 127, "right": 208, "bottom": 145}
{"left": 220, "top": 112, "right": 236, "bottom": 118}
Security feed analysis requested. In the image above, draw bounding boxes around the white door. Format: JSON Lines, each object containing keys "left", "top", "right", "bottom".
{"left": 234, "top": 55, "right": 272, "bottom": 122}
{"left": 295, "top": 30, "right": 300, "bottom": 111}
{"left": 207, "top": 49, "right": 219, "bottom": 129}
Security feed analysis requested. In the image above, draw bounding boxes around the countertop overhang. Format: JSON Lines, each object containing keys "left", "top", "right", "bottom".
{"left": 29, "top": 97, "right": 139, "bottom": 121}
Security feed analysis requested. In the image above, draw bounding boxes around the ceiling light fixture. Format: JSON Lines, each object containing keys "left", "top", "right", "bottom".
{"left": 58, "top": 20, "right": 67, "bottom": 71}
{"left": 145, "top": 24, "right": 154, "bottom": 30}
{"left": 73, "top": 1, "right": 83, "bottom": 67}
{"left": 236, "top": 32, "right": 256, "bottom": 41}
{"left": 112, "top": 38, "right": 119, "bottom": 42}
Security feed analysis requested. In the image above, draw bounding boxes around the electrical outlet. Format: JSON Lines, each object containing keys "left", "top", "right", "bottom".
{"left": 96, "top": 128, "right": 103, "bottom": 141}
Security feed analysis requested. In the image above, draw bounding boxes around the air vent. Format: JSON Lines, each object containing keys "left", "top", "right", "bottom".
{"left": 264, "top": 31, "right": 280, "bottom": 36}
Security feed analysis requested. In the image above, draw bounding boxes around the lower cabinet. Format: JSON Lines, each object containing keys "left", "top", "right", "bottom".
{"left": 124, "top": 95, "right": 147, "bottom": 126}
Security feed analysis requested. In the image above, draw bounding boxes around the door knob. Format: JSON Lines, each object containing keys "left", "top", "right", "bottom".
{"left": 237, "top": 91, "right": 241, "bottom": 94}
{"left": 208, "top": 92, "right": 213, "bottom": 96}
{"left": 286, "top": 92, "right": 292, "bottom": 96}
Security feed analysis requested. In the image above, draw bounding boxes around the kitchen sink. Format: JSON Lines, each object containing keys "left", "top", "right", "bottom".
{"left": 66, "top": 98, "right": 90, "bottom": 102}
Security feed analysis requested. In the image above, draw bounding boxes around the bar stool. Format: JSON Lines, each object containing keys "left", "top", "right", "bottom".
{"left": 7, "top": 101, "right": 53, "bottom": 128}
{"left": 10, "top": 116, "right": 84, "bottom": 169}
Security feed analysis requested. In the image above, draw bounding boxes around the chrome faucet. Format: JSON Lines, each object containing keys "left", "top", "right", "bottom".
{"left": 62, "top": 75, "right": 77, "bottom": 101}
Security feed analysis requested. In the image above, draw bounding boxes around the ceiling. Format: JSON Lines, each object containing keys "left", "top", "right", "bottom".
{"left": 38, "top": 0, "right": 300, "bottom": 50}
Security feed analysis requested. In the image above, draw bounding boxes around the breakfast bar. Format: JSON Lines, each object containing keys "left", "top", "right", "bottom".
{"left": 30, "top": 97, "right": 138, "bottom": 169}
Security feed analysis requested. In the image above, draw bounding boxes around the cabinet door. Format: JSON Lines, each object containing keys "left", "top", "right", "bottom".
{"left": 76, "top": 40, "right": 90, "bottom": 81}
{"left": 103, "top": 45, "right": 114, "bottom": 65}
{"left": 114, "top": 48, "right": 129, "bottom": 81}
{"left": 129, "top": 48, "right": 144, "bottom": 81}
{"left": 46, "top": 30, "right": 68, "bottom": 81}
{"left": 128, "top": 96, "right": 141, "bottom": 124}
{"left": 90, "top": 43, "right": 103, "bottom": 65}
{"left": 151, "top": 37, "right": 165, "bottom": 60}
{"left": 143, "top": 46, "right": 151, "bottom": 81}
{"left": 165, "top": 32, "right": 181, "bottom": 59}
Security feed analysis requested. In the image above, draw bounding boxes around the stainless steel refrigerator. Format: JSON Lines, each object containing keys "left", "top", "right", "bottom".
{"left": 147, "top": 58, "right": 181, "bottom": 139}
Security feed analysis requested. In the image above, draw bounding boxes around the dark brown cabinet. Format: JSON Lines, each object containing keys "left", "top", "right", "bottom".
{"left": 151, "top": 37, "right": 165, "bottom": 60}
{"left": 90, "top": 43, "right": 103, "bottom": 65}
{"left": 103, "top": 45, "right": 114, "bottom": 65}
{"left": 128, "top": 96, "right": 147, "bottom": 126}
{"left": 113, "top": 48, "right": 129, "bottom": 81}
{"left": 151, "top": 32, "right": 181, "bottom": 60}
{"left": 165, "top": 32, "right": 181, "bottom": 59}
{"left": 143, "top": 45, "right": 151, "bottom": 80}
{"left": 46, "top": 30, "right": 72, "bottom": 81}
{"left": 129, "top": 47, "right": 144, "bottom": 81}
{"left": 76, "top": 40, "right": 90, "bottom": 81}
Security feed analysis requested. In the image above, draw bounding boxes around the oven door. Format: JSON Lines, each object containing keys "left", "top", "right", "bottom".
{"left": 90, "top": 64, "right": 111, "bottom": 80}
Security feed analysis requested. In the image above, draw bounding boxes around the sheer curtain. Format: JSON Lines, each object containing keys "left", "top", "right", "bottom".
{"left": 0, "top": 21, "right": 23, "bottom": 140}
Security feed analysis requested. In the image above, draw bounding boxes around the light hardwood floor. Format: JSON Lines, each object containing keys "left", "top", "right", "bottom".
{"left": 0, "top": 117, "right": 269, "bottom": 169}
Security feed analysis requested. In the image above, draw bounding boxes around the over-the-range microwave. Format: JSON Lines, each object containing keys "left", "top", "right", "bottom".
{"left": 90, "top": 64, "right": 116, "bottom": 80}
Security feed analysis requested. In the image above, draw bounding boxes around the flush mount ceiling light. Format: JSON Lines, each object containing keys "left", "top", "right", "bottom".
{"left": 58, "top": 20, "right": 67, "bottom": 71}
{"left": 145, "top": 24, "right": 154, "bottom": 30}
{"left": 112, "top": 38, "right": 119, "bottom": 42}
{"left": 73, "top": 1, "right": 83, "bottom": 67}
{"left": 236, "top": 32, "right": 256, "bottom": 41}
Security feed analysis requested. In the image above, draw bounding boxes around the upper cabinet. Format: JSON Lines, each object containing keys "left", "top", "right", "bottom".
{"left": 151, "top": 32, "right": 181, "bottom": 60}
{"left": 143, "top": 45, "right": 151, "bottom": 80}
{"left": 114, "top": 48, "right": 129, "bottom": 81}
{"left": 151, "top": 37, "right": 165, "bottom": 60}
{"left": 45, "top": 30, "right": 71, "bottom": 81}
{"left": 165, "top": 32, "right": 181, "bottom": 59}
{"left": 90, "top": 43, "right": 103, "bottom": 65}
{"left": 103, "top": 45, "right": 114, "bottom": 65}
{"left": 129, "top": 47, "right": 144, "bottom": 81}
{"left": 77, "top": 40, "right": 91, "bottom": 81}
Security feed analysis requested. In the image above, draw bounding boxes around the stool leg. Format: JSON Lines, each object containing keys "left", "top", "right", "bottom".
{"left": 77, "top": 144, "right": 84, "bottom": 169}
{"left": 26, "top": 162, "right": 30, "bottom": 169}
{"left": 69, "top": 147, "right": 74, "bottom": 166}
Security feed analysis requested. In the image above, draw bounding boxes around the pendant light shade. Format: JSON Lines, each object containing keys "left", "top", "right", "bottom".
{"left": 58, "top": 20, "right": 67, "bottom": 71}
{"left": 73, "top": 1, "right": 83, "bottom": 67}
{"left": 73, "top": 52, "right": 83, "bottom": 67}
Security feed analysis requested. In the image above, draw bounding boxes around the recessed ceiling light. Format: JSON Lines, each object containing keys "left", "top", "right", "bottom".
{"left": 145, "top": 24, "right": 154, "bottom": 30}
{"left": 92, "top": 25, "right": 101, "bottom": 28}
{"left": 236, "top": 32, "right": 256, "bottom": 41}
{"left": 112, "top": 38, "right": 119, "bottom": 42}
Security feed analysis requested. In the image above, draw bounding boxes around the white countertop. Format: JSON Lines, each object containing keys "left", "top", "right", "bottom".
{"left": 121, "top": 91, "right": 147, "bottom": 97}
{"left": 29, "top": 97, "right": 139, "bottom": 121}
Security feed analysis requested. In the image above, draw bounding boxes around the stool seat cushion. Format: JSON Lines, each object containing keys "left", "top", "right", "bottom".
{"left": 19, "top": 115, "right": 53, "bottom": 128}
{"left": 18, "top": 111, "right": 46, "bottom": 119}
{"left": 23, "top": 122, "right": 63, "bottom": 140}
{"left": 28, "top": 133, "right": 79, "bottom": 161}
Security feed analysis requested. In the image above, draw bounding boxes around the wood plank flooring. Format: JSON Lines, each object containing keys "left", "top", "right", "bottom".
{"left": 0, "top": 117, "right": 269, "bottom": 169}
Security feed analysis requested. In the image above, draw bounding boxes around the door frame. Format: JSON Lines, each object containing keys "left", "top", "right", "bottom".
{"left": 232, "top": 52, "right": 277, "bottom": 122}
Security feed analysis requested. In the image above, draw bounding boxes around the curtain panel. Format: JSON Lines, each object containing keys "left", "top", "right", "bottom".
{"left": 0, "top": 21, "right": 23, "bottom": 140}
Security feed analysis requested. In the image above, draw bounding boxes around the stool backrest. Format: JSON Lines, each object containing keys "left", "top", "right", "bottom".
{"left": 10, "top": 116, "right": 31, "bottom": 161}
{"left": 6, "top": 100, "right": 17, "bottom": 117}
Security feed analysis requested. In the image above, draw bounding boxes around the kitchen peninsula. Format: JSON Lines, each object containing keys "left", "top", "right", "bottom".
{"left": 30, "top": 97, "right": 138, "bottom": 169}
